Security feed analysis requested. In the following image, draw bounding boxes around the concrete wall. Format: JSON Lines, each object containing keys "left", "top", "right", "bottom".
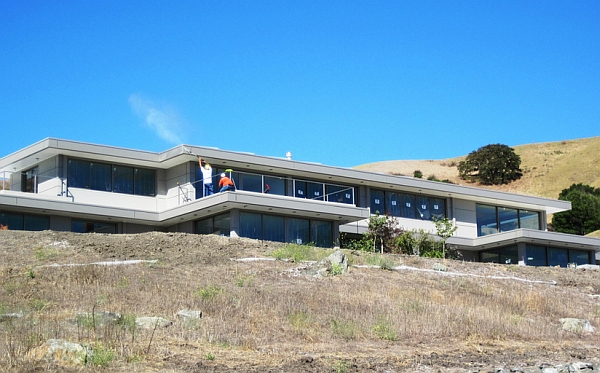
{"left": 165, "top": 162, "right": 196, "bottom": 209}
{"left": 452, "top": 198, "right": 478, "bottom": 238}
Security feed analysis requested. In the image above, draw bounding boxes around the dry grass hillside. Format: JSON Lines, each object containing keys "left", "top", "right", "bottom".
{"left": 354, "top": 136, "right": 600, "bottom": 200}
{"left": 1, "top": 230, "right": 600, "bottom": 372}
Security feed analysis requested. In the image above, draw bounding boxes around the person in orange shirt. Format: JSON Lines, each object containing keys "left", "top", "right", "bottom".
{"left": 218, "top": 173, "right": 235, "bottom": 192}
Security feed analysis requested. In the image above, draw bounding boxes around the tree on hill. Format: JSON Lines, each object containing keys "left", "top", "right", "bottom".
{"left": 551, "top": 183, "right": 600, "bottom": 235}
{"left": 457, "top": 144, "right": 523, "bottom": 185}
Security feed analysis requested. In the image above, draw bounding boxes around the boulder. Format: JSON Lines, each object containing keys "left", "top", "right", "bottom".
{"left": 135, "top": 316, "right": 172, "bottom": 329}
{"left": 312, "top": 249, "right": 348, "bottom": 277}
{"left": 559, "top": 318, "right": 595, "bottom": 333}
{"left": 177, "top": 310, "right": 202, "bottom": 320}
{"left": 27, "top": 339, "right": 93, "bottom": 366}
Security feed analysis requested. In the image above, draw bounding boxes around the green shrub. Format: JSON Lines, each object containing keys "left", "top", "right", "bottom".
{"left": 197, "top": 284, "right": 223, "bottom": 301}
{"left": 413, "top": 170, "right": 423, "bottom": 178}
{"left": 372, "top": 318, "right": 397, "bottom": 341}
{"left": 365, "top": 254, "right": 395, "bottom": 270}
{"left": 89, "top": 343, "right": 115, "bottom": 367}
{"left": 330, "top": 319, "right": 356, "bottom": 340}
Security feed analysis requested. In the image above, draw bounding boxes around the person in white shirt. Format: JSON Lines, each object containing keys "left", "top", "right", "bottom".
{"left": 198, "top": 158, "right": 213, "bottom": 196}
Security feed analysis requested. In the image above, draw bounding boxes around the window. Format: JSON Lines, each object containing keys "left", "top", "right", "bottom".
{"left": 311, "top": 220, "right": 332, "bottom": 248}
{"left": 416, "top": 196, "right": 430, "bottom": 220}
{"left": 68, "top": 159, "right": 155, "bottom": 196}
{"left": 477, "top": 204, "right": 498, "bottom": 236}
{"left": 525, "top": 245, "right": 547, "bottom": 266}
{"left": 431, "top": 198, "right": 445, "bottom": 220}
{"left": 264, "top": 176, "right": 286, "bottom": 196}
{"left": 370, "top": 189, "right": 385, "bottom": 215}
{"left": 21, "top": 167, "right": 38, "bottom": 193}
{"left": 569, "top": 250, "right": 591, "bottom": 265}
{"left": 0, "top": 212, "right": 49, "bottom": 231}
{"left": 326, "top": 184, "right": 354, "bottom": 205}
{"left": 263, "top": 215, "right": 285, "bottom": 242}
{"left": 400, "top": 194, "right": 416, "bottom": 219}
{"left": 113, "top": 165, "right": 134, "bottom": 194}
{"left": 498, "top": 207, "right": 518, "bottom": 232}
{"left": 519, "top": 210, "right": 540, "bottom": 230}
{"left": 480, "top": 246, "right": 518, "bottom": 264}
{"left": 239, "top": 173, "right": 262, "bottom": 193}
{"left": 385, "top": 192, "right": 401, "bottom": 216}
{"left": 240, "top": 212, "right": 262, "bottom": 239}
{"left": 196, "top": 213, "right": 231, "bottom": 236}
{"left": 548, "top": 248, "right": 568, "bottom": 267}
{"left": 90, "top": 162, "right": 111, "bottom": 191}
{"left": 287, "top": 218, "right": 310, "bottom": 245}
{"left": 294, "top": 180, "right": 306, "bottom": 198}
{"left": 67, "top": 159, "right": 91, "bottom": 188}
{"left": 307, "top": 182, "right": 324, "bottom": 201}
{"left": 477, "top": 204, "right": 542, "bottom": 237}
{"left": 72, "top": 220, "right": 116, "bottom": 233}
{"left": 134, "top": 168, "right": 156, "bottom": 196}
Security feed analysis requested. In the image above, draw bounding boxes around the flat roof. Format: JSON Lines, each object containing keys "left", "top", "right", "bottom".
{"left": 0, "top": 138, "right": 571, "bottom": 215}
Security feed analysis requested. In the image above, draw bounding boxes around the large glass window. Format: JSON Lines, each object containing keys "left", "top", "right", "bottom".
{"left": 307, "top": 182, "right": 324, "bottom": 201}
{"left": 0, "top": 212, "right": 48, "bottom": 231}
{"left": 431, "top": 198, "right": 445, "bottom": 219}
{"left": 294, "top": 181, "right": 306, "bottom": 198}
{"left": 213, "top": 213, "right": 230, "bottom": 236}
{"left": 498, "top": 207, "right": 518, "bottom": 232}
{"left": 326, "top": 184, "right": 354, "bottom": 205}
{"left": 311, "top": 220, "right": 332, "bottom": 248}
{"left": 113, "top": 165, "right": 134, "bottom": 194}
{"left": 240, "top": 212, "right": 262, "bottom": 240}
{"left": 370, "top": 189, "right": 385, "bottom": 215}
{"left": 416, "top": 196, "right": 431, "bottom": 220}
{"left": 519, "top": 210, "right": 540, "bottom": 230}
{"left": 548, "top": 248, "right": 568, "bottom": 267}
{"left": 21, "top": 167, "right": 38, "bottom": 193}
{"left": 1, "top": 212, "right": 24, "bottom": 230}
{"left": 385, "top": 192, "right": 401, "bottom": 216}
{"left": 68, "top": 159, "right": 155, "bottom": 197}
{"left": 477, "top": 204, "right": 498, "bottom": 236}
{"left": 525, "top": 245, "right": 547, "bottom": 266}
{"left": 264, "top": 176, "right": 285, "bottom": 196}
{"left": 288, "top": 218, "right": 310, "bottom": 245}
{"left": 569, "top": 250, "right": 591, "bottom": 265}
{"left": 72, "top": 220, "right": 116, "bottom": 233}
{"left": 477, "top": 205, "right": 542, "bottom": 237}
{"left": 480, "top": 250, "right": 499, "bottom": 263}
{"left": 135, "top": 168, "right": 156, "bottom": 196}
{"left": 263, "top": 215, "right": 285, "bottom": 242}
{"left": 240, "top": 174, "right": 263, "bottom": 193}
{"left": 90, "top": 162, "right": 112, "bottom": 191}
{"left": 196, "top": 218, "right": 215, "bottom": 234}
{"left": 400, "top": 194, "right": 416, "bottom": 219}
{"left": 67, "top": 159, "right": 91, "bottom": 188}
{"left": 499, "top": 245, "right": 518, "bottom": 265}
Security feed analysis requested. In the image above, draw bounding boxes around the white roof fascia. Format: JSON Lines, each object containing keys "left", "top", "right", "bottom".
{"left": 1, "top": 138, "right": 571, "bottom": 215}
{"left": 447, "top": 229, "right": 600, "bottom": 253}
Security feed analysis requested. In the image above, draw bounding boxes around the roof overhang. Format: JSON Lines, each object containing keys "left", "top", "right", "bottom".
{"left": 0, "top": 190, "right": 370, "bottom": 227}
{"left": 448, "top": 229, "right": 600, "bottom": 253}
{"left": 0, "top": 138, "right": 571, "bottom": 215}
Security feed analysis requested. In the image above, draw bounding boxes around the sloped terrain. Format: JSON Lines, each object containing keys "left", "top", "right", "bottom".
{"left": 1, "top": 230, "right": 599, "bottom": 372}
{"left": 355, "top": 136, "right": 600, "bottom": 199}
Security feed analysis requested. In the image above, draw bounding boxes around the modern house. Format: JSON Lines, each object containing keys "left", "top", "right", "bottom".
{"left": 1, "top": 138, "right": 599, "bottom": 266}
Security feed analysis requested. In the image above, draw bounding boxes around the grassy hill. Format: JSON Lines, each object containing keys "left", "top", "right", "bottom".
{"left": 1, "top": 230, "right": 599, "bottom": 372}
{"left": 354, "top": 136, "right": 600, "bottom": 200}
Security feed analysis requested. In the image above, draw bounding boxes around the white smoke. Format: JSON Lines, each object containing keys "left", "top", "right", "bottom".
{"left": 129, "top": 94, "right": 185, "bottom": 144}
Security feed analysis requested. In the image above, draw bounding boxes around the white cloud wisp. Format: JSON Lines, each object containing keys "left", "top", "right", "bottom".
{"left": 129, "top": 94, "right": 185, "bottom": 144}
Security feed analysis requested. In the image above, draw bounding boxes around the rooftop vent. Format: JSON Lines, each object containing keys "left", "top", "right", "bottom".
{"left": 286, "top": 151, "right": 292, "bottom": 160}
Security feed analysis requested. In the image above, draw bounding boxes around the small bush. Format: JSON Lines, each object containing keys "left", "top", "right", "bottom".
{"left": 197, "top": 284, "right": 223, "bottom": 301}
{"left": 413, "top": 170, "right": 423, "bottom": 178}
{"left": 365, "top": 254, "right": 395, "bottom": 270}
{"left": 372, "top": 318, "right": 397, "bottom": 341}
{"left": 330, "top": 319, "right": 356, "bottom": 340}
{"left": 89, "top": 343, "right": 115, "bottom": 367}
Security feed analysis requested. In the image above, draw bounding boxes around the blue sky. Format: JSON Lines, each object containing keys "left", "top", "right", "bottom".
{"left": 1, "top": 1, "right": 599, "bottom": 167}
